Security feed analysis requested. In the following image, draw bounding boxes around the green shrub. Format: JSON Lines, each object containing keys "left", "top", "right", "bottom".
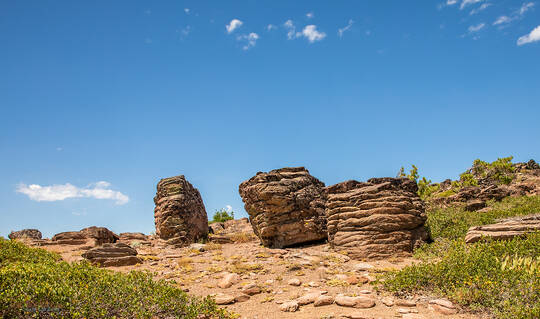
{"left": 382, "top": 233, "right": 540, "bottom": 319}
{"left": 397, "top": 165, "right": 438, "bottom": 200}
{"left": 210, "top": 209, "right": 234, "bottom": 224}
{"left": 470, "top": 156, "right": 515, "bottom": 185}
{"left": 0, "top": 239, "right": 231, "bottom": 319}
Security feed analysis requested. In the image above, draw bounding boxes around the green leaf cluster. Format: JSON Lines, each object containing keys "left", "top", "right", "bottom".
{"left": 210, "top": 209, "right": 235, "bottom": 224}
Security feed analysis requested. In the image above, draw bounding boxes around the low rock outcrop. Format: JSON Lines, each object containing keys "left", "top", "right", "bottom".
{"left": 51, "top": 226, "right": 118, "bottom": 246}
{"left": 238, "top": 167, "right": 327, "bottom": 248}
{"left": 82, "top": 242, "right": 141, "bottom": 267}
{"left": 154, "top": 175, "right": 208, "bottom": 247}
{"left": 326, "top": 178, "right": 429, "bottom": 260}
{"left": 8, "top": 229, "right": 42, "bottom": 240}
{"left": 465, "top": 214, "right": 540, "bottom": 243}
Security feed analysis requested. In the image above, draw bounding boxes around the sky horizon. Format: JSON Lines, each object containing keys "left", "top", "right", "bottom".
{"left": 1, "top": 1, "right": 539, "bottom": 238}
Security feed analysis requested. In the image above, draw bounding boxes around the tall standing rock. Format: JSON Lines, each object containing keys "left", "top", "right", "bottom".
{"left": 326, "top": 178, "right": 429, "bottom": 260}
{"left": 239, "top": 167, "right": 327, "bottom": 248}
{"left": 154, "top": 175, "right": 208, "bottom": 246}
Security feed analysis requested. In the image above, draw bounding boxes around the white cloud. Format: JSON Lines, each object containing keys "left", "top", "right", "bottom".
{"left": 447, "top": 0, "right": 458, "bottom": 5}
{"left": 517, "top": 25, "right": 540, "bottom": 45}
{"left": 225, "top": 205, "right": 233, "bottom": 212}
{"left": 470, "top": 3, "right": 491, "bottom": 15}
{"left": 519, "top": 2, "right": 535, "bottom": 15}
{"left": 300, "top": 25, "right": 326, "bottom": 43}
{"left": 184, "top": 8, "right": 190, "bottom": 14}
{"left": 180, "top": 25, "right": 191, "bottom": 38}
{"left": 468, "top": 23, "right": 486, "bottom": 32}
{"left": 460, "top": 0, "right": 484, "bottom": 10}
{"left": 17, "top": 181, "right": 129, "bottom": 205}
{"left": 493, "top": 15, "right": 511, "bottom": 25}
{"left": 237, "top": 32, "right": 259, "bottom": 50}
{"left": 306, "top": 12, "right": 314, "bottom": 19}
{"left": 226, "top": 19, "right": 243, "bottom": 34}
{"left": 338, "top": 19, "right": 354, "bottom": 38}
{"left": 284, "top": 19, "right": 296, "bottom": 39}
{"left": 267, "top": 24, "right": 276, "bottom": 31}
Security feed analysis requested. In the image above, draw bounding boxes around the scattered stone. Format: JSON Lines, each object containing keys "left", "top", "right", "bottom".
{"left": 241, "top": 283, "right": 261, "bottom": 295}
{"left": 334, "top": 295, "right": 375, "bottom": 308}
{"left": 234, "top": 294, "right": 250, "bottom": 303}
{"left": 218, "top": 273, "right": 240, "bottom": 289}
{"left": 326, "top": 178, "right": 429, "bottom": 260}
{"left": 308, "top": 281, "right": 320, "bottom": 287}
{"left": 381, "top": 297, "right": 394, "bottom": 307}
{"left": 279, "top": 300, "right": 299, "bottom": 312}
{"left": 154, "top": 175, "right": 208, "bottom": 247}
{"left": 465, "top": 214, "right": 540, "bottom": 243}
{"left": 346, "top": 275, "right": 360, "bottom": 285}
{"left": 82, "top": 242, "right": 141, "bottom": 267}
{"left": 402, "top": 314, "right": 423, "bottom": 319}
{"left": 464, "top": 199, "right": 486, "bottom": 212}
{"left": 352, "top": 262, "right": 374, "bottom": 272}
{"left": 238, "top": 167, "right": 327, "bottom": 248}
{"left": 188, "top": 243, "right": 206, "bottom": 252}
{"left": 118, "top": 232, "right": 147, "bottom": 241}
{"left": 8, "top": 229, "right": 42, "bottom": 240}
{"left": 288, "top": 278, "right": 301, "bottom": 286}
{"left": 339, "top": 313, "right": 371, "bottom": 319}
{"left": 314, "top": 295, "right": 334, "bottom": 307}
{"left": 429, "top": 299, "right": 457, "bottom": 315}
{"left": 296, "top": 292, "right": 321, "bottom": 305}
{"left": 214, "top": 293, "right": 235, "bottom": 305}
{"left": 396, "top": 299, "right": 416, "bottom": 307}
{"left": 398, "top": 308, "right": 418, "bottom": 314}
{"left": 52, "top": 226, "right": 118, "bottom": 246}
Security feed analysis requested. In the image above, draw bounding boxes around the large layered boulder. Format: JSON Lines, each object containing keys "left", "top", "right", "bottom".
{"left": 238, "top": 167, "right": 327, "bottom": 248}
{"left": 326, "top": 178, "right": 429, "bottom": 260}
{"left": 51, "top": 226, "right": 118, "bottom": 246}
{"left": 82, "top": 243, "right": 141, "bottom": 267}
{"left": 8, "top": 229, "right": 42, "bottom": 240}
{"left": 154, "top": 175, "right": 209, "bottom": 246}
{"left": 465, "top": 214, "right": 540, "bottom": 243}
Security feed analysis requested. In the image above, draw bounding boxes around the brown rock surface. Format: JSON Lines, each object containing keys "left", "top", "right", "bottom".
{"left": 118, "top": 232, "right": 148, "bottom": 241}
{"left": 51, "top": 226, "right": 118, "bottom": 246}
{"left": 465, "top": 213, "right": 540, "bottom": 243}
{"left": 82, "top": 242, "right": 141, "bottom": 267}
{"left": 326, "top": 178, "right": 429, "bottom": 260}
{"left": 8, "top": 229, "right": 42, "bottom": 240}
{"left": 154, "top": 175, "right": 208, "bottom": 247}
{"left": 238, "top": 167, "right": 327, "bottom": 248}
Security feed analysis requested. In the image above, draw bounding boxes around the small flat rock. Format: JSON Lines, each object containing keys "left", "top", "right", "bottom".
{"left": 352, "top": 262, "right": 374, "bottom": 271}
{"left": 279, "top": 301, "right": 299, "bottom": 312}
{"left": 218, "top": 273, "right": 240, "bottom": 289}
{"left": 358, "top": 290, "right": 372, "bottom": 295}
{"left": 381, "top": 297, "right": 394, "bottom": 307}
{"left": 402, "top": 314, "right": 424, "bottom": 319}
{"left": 429, "top": 299, "right": 457, "bottom": 315}
{"left": 288, "top": 278, "right": 302, "bottom": 286}
{"left": 346, "top": 275, "right": 360, "bottom": 285}
{"left": 398, "top": 308, "right": 418, "bottom": 314}
{"left": 188, "top": 243, "right": 206, "bottom": 252}
{"left": 339, "top": 314, "right": 371, "bottom": 319}
{"left": 335, "top": 295, "right": 375, "bottom": 309}
{"left": 396, "top": 299, "right": 416, "bottom": 307}
{"left": 241, "top": 283, "right": 261, "bottom": 295}
{"left": 314, "top": 295, "right": 334, "bottom": 307}
{"left": 214, "top": 294, "right": 235, "bottom": 305}
{"left": 308, "top": 281, "right": 320, "bottom": 287}
{"left": 234, "top": 294, "right": 250, "bottom": 303}
{"left": 296, "top": 292, "right": 321, "bottom": 305}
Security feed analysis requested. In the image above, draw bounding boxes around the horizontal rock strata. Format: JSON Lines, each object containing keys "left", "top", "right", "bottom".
{"left": 8, "top": 229, "right": 42, "bottom": 240}
{"left": 154, "top": 175, "right": 208, "bottom": 247}
{"left": 465, "top": 213, "right": 540, "bottom": 243}
{"left": 51, "top": 226, "right": 118, "bottom": 246}
{"left": 326, "top": 178, "right": 429, "bottom": 259}
{"left": 82, "top": 243, "right": 141, "bottom": 267}
{"left": 239, "top": 167, "right": 327, "bottom": 248}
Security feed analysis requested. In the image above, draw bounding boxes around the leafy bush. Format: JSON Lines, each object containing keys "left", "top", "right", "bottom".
{"left": 382, "top": 233, "right": 540, "bottom": 319}
{"left": 470, "top": 156, "right": 515, "bottom": 185}
{"left": 397, "top": 165, "right": 439, "bottom": 200}
{"left": 210, "top": 209, "right": 234, "bottom": 224}
{"left": 0, "top": 239, "right": 231, "bottom": 319}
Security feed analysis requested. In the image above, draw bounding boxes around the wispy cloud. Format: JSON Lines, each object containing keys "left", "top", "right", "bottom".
{"left": 470, "top": 3, "right": 491, "bottom": 15}
{"left": 460, "top": 0, "right": 485, "bottom": 10}
{"left": 17, "top": 181, "right": 129, "bottom": 205}
{"left": 306, "top": 12, "right": 314, "bottom": 19}
{"left": 338, "top": 19, "right": 354, "bottom": 38}
{"left": 284, "top": 19, "right": 296, "bottom": 39}
{"left": 226, "top": 19, "right": 243, "bottom": 34}
{"left": 266, "top": 24, "right": 276, "bottom": 31}
{"left": 517, "top": 25, "right": 540, "bottom": 45}
{"left": 180, "top": 25, "right": 191, "bottom": 38}
{"left": 300, "top": 25, "right": 326, "bottom": 43}
{"left": 493, "top": 2, "right": 535, "bottom": 26}
{"left": 519, "top": 2, "right": 535, "bottom": 15}
{"left": 493, "top": 15, "right": 511, "bottom": 25}
{"left": 468, "top": 23, "right": 486, "bottom": 32}
{"left": 237, "top": 32, "right": 259, "bottom": 50}
{"left": 447, "top": 0, "right": 458, "bottom": 5}
{"left": 184, "top": 8, "right": 190, "bottom": 15}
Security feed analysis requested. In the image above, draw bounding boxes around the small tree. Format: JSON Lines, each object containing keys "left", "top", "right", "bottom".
{"left": 210, "top": 209, "right": 234, "bottom": 224}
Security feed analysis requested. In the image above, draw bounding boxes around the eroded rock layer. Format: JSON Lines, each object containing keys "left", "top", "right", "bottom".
{"left": 82, "top": 243, "right": 141, "bottom": 267}
{"left": 51, "top": 226, "right": 118, "bottom": 246}
{"left": 326, "top": 178, "right": 429, "bottom": 260}
{"left": 8, "top": 229, "right": 42, "bottom": 240}
{"left": 239, "top": 167, "right": 327, "bottom": 248}
{"left": 465, "top": 213, "right": 540, "bottom": 243}
{"left": 154, "top": 175, "right": 208, "bottom": 246}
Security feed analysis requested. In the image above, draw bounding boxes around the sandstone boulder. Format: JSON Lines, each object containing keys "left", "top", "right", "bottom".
{"left": 118, "top": 232, "right": 148, "bottom": 241}
{"left": 238, "top": 167, "right": 327, "bottom": 248}
{"left": 326, "top": 178, "right": 429, "bottom": 260}
{"left": 465, "top": 214, "right": 540, "bottom": 243}
{"left": 8, "top": 229, "right": 42, "bottom": 240}
{"left": 51, "top": 226, "right": 118, "bottom": 246}
{"left": 82, "top": 242, "right": 141, "bottom": 267}
{"left": 154, "top": 175, "right": 208, "bottom": 247}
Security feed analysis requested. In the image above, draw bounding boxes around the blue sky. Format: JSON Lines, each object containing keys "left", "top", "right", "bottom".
{"left": 1, "top": 1, "right": 539, "bottom": 238}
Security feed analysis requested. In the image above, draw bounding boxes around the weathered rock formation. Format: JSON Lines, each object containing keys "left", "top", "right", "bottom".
{"left": 208, "top": 218, "right": 256, "bottom": 243}
{"left": 82, "top": 242, "right": 141, "bottom": 267}
{"left": 326, "top": 178, "right": 429, "bottom": 260}
{"left": 239, "top": 167, "right": 327, "bottom": 248}
{"left": 465, "top": 214, "right": 540, "bottom": 243}
{"left": 8, "top": 229, "right": 42, "bottom": 240}
{"left": 51, "top": 226, "right": 118, "bottom": 246}
{"left": 154, "top": 175, "right": 208, "bottom": 247}
{"left": 118, "top": 232, "right": 148, "bottom": 241}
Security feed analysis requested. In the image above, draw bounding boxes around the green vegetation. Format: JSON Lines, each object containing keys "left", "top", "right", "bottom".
{"left": 470, "top": 156, "right": 515, "bottom": 185}
{"left": 381, "top": 195, "right": 540, "bottom": 319}
{"left": 0, "top": 238, "right": 230, "bottom": 319}
{"left": 397, "top": 164, "right": 439, "bottom": 200}
{"left": 210, "top": 208, "right": 235, "bottom": 224}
